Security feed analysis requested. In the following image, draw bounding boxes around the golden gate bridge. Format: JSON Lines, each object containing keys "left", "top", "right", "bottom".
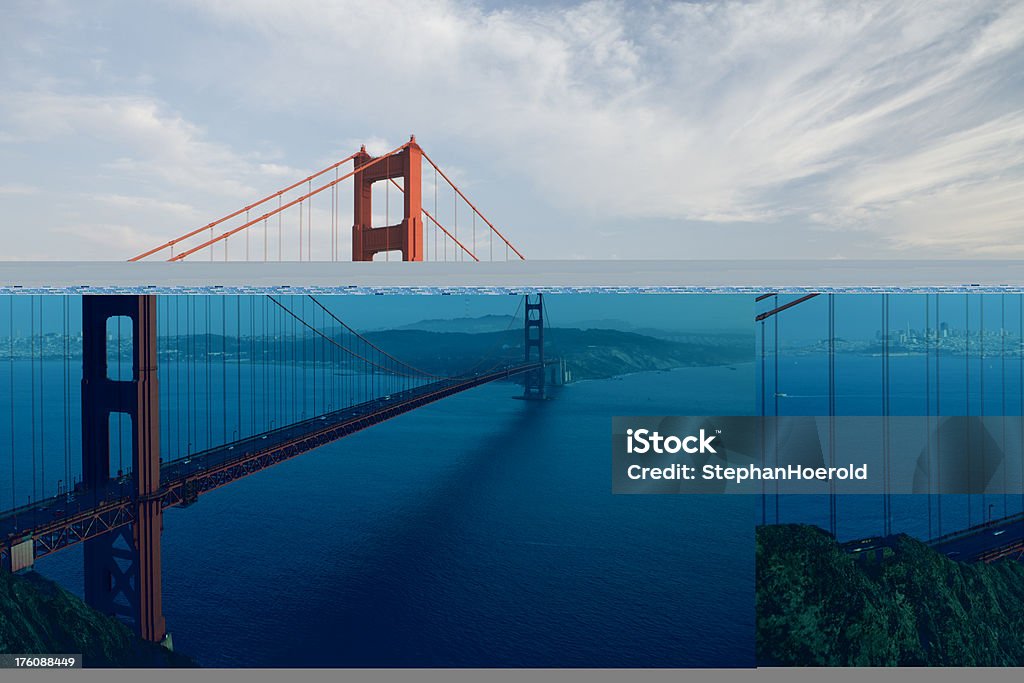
{"left": 2, "top": 137, "right": 1023, "bottom": 649}
{"left": 0, "top": 138, "right": 545, "bottom": 645}
{"left": 0, "top": 292, "right": 549, "bottom": 644}
{"left": 129, "top": 136, "right": 524, "bottom": 263}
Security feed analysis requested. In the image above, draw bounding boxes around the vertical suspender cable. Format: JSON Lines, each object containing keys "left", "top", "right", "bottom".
{"left": 773, "top": 299, "right": 779, "bottom": 524}
{"left": 1001, "top": 295, "right": 1007, "bottom": 518}
{"left": 64, "top": 297, "right": 69, "bottom": 494}
{"left": 188, "top": 297, "right": 193, "bottom": 455}
{"left": 222, "top": 297, "right": 227, "bottom": 444}
{"left": 332, "top": 167, "right": 337, "bottom": 262}
{"left": 966, "top": 294, "right": 971, "bottom": 527}
{"left": 30, "top": 297, "right": 36, "bottom": 504}
{"left": 39, "top": 298, "right": 44, "bottom": 496}
{"left": 9, "top": 297, "right": 15, "bottom": 512}
{"left": 981, "top": 298, "right": 986, "bottom": 520}
{"left": 176, "top": 297, "right": 182, "bottom": 459}
{"left": 936, "top": 294, "right": 943, "bottom": 536}
{"left": 828, "top": 294, "right": 836, "bottom": 537}
{"left": 237, "top": 297, "right": 242, "bottom": 438}
{"left": 259, "top": 298, "right": 264, "bottom": 431}
{"left": 207, "top": 296, "right": 212, "bottom": 451}
{"left": 760, "top": 318, "right": 766, "bottom": 526}
{"left": 883, "top": 294, "right": 890, "bottom": 536}
{"left": 302, "top": 296, "right": 307, "bottom": 416}
{"left": 251, "top": 296, "right": 256, "bottom": 435}
{"left": 159, "top": 299, "right": 165, "bottom": 459}
{"left": 192, "top": 297, "right": 198, "bottom": 454}
{"left": 386, "top": 154, "right": 391, "bottom": 261}
{"left": 926, "top": 294, "right": 932, "bottom": 539}
{"left": 438, "top": 163, "right": 442, "bottom": 264}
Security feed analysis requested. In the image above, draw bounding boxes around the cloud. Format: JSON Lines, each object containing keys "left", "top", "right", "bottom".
{"left": 1, "top": 92, "right": 267, "bottom": 198}
{"left": 0, "top": 183, "right": 39, "bottom": 195}
{"left": 1, "top": 0, "right": 1023, "bottom": 258}
{"left": 82, "top": 193, "right": 201, "bottom": 219}
{"left": 0, "top": 91, "right": 319, "bottom": 258}
{"left": 179, "top": 0, "right": 1024, "bottom": 253}
{"left": 54, "top": 222, "right": 170, "bottom": 255}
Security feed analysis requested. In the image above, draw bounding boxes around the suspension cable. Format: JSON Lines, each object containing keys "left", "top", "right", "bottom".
{"left": 419, "top": 148, "right": 524, "bottom": 260}
{"left": 268, "top": 296, "right": 430, "bottom": 380}
{"left": 170, "top": 144, "right": 408, "bottom": 261}
{"left": 130, "top": 152, "right": 359, "bottom": 261}
{"left": 387, "top": 178, "right": 479, "bottom": 261}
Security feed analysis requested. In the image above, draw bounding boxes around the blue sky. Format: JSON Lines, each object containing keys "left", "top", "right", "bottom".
{"left": 1, "top": 0, "right": 1023, "bottom": 260}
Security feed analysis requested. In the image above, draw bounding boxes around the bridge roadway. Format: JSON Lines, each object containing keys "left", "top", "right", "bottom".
{"left": 0, "top": 362, "right": 541, "bottom": 566}
{"left": 929, "top": 512, "right": 1024, "bottom": 563}
{"left": 841, "top": 512, "right": 1024, "bottom": 564}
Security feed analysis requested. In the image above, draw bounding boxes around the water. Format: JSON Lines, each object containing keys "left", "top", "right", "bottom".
{"left": 31, "top": 363, "right": 756, "bottom": 667}
{"left": 765, "top": 353, "right": 1024, "bottom": 541}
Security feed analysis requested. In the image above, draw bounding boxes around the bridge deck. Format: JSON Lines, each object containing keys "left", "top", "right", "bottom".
{"left": 930, "top": 513, "right": 1024, "bottom": 563}
{"left": 0, "top": 362, "right": 540, "bottom": 565}
{"left": 840, "top": 513, "right": 1024, "bottom": 564}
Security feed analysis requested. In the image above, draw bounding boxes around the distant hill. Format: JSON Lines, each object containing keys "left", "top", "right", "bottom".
{"left": 395, "top": 316, "right": 749, "bottom": 342}
{"left": 15, "top": 322, "right": 753, "bottom": 380}
{"left": 148, "top": 326, "right": 752, "bottom": 380}
{"left": 0, "top": 569, "right": 193, "bottom": 668}
{"left": 363, "top": 327, "right": 752, "bottom": 380}
{"left": 393, "top": 314, "right": 517, "bottom": 334}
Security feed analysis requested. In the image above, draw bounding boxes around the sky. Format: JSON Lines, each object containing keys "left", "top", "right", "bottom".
{"left": 1, "top": 0, "right": 1023, "bottom": 261}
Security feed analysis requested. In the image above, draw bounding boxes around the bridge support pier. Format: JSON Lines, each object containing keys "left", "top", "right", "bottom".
{"left": 523, "top": 294, "right": 545, "bottom": 400}
{"left": 352, "top": 136, "right": 423, "bottom": 261}
{"left": 81, "top": 295, "right": 166, "bottom": 643}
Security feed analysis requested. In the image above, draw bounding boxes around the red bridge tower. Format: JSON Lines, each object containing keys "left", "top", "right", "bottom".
{"left": 81, "top": 295, "right": 167, "bottom": 644}
{"left": 352, "top": 136, "right": 423, "bottom": 261}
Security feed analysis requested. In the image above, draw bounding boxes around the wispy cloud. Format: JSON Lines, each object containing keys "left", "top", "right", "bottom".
{"left": 180, "top": 0, "right": 1024, "bottom": 254}
{"left": 2, "top": 92, "right": 269, "bottom": 198}
{"left": 0, "top": 0, "right": 1022, "bottom": 258}
{"left": 0, "top": 183, "right": 39, "bottom": 195}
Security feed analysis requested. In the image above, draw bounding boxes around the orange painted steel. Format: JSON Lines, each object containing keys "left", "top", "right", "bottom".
{"left": 420, "top": 148, "right": 525, "bottom": 260}
{"left": 170, "top": 144, "right": 407, "bottom": 261}
{"left": 387, "top": 178, "right": 479, "bottom": 262}
{"left": 129, "top": 153, "right": 358, "bottom": 262}
{"left": 352, "top": 136, "right": 423, "bottom": 261}
{"left": 130, "top": 137, "right": 524, "bottom": 262}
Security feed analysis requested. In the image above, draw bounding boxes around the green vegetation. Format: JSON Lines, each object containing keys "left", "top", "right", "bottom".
{"left": 0, "top": 568, "right": 192, "bottom": 668}
{"left": 756, "top": 524, "right": 1024, "bottom": 666}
